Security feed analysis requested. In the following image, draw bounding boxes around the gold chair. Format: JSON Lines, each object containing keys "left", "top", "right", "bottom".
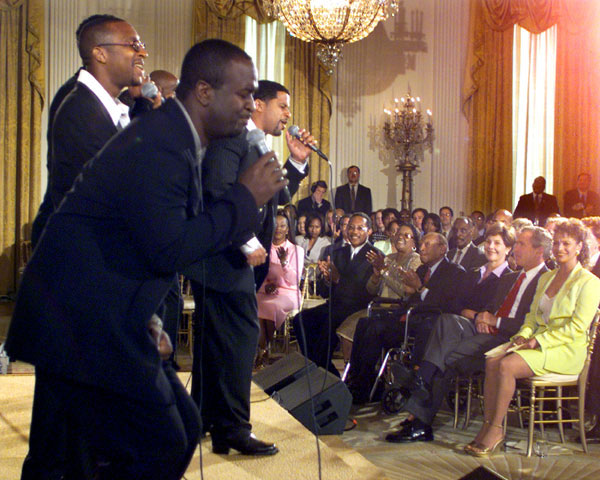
{"left": 515, "top": 310, "right": 600, "bottom": 456}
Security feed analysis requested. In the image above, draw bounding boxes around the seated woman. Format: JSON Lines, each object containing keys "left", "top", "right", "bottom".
{"left": 422, "top": 212, "right": 442, "bottom": 234}
{"left": 295, "top": 213, "right": 307, "bottom": 242}
{"left": 256, "top": 213, "right": 304, "bottom": 366}
{"left": 336, "top": 222, "right": 422, "bottom": 362}
{"left": 465, "top": 218, "right": 600, "bottom": 456}
{"left": 297, "top": 212, "right": 331, "bottom": 265}
{"left": 373, "top": 220, "right": 401, "bottom": 255}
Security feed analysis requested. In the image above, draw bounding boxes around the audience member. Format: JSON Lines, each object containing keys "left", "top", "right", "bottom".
{"left": 297, "top": 180, "right": 331, "bottom": 218}
{"left": 470, "top": 210, "right": 486, "bottom": 241}
{"left": 256, "top": 214, "right": 304, "bottom": 367}
{"left": 150, "top": 69, "right": 179, "bottom": 99}
{"left": 439, "top": 206, "right": 454, "bottom": 238}
{"left": 293, "top": 213, "right": 378, "bottom": 374}
{"left": 337, "top": 223, "right": 422, "bottom": 364}
{"left": 564, "top": 173, "right": 600, "bottom": 218}
{"left": 370, "top": 209, "right": 387, "bottom": 243}
{"left": 335, "top": 165, "right": 373, "bottom": 214}
{"left": 345, "top": 233, "right": 468, "bottom": 401}
{"left": 544, "top": 215, "right": 566, "bottom": 236}
{"left": 423, "top": 212, "right": 442, "bottom": 233}
{"left": 398, "top": 209, "right": 412, "bottom": 224}
{"left": 447, "top": 217, "right": 487, "bottom": 270}
{"left": 295, "top": 214, "right": 307, "bottom": 240}
{"left": 513, "top": 176, "right": 560, "bottom": 226}
{"left": 297, "top": 212, "right": 331, "bottom": 264}
{"left": 465, "top": 219, "right": 600, "bottom": 456}
{"left": 374, "top": 220, "right": 401, "bottom": 255}
{"left": 320, "top": 214, "right": 351, "bottom": 261}
{"left": 412, "top": 208, "right": 428, "bottom": 234}
{"left": 492, "top": 209, "right": 513, "bottom": 227}
{"left": 385, "top": 226, "right": 551, "bottom": 443}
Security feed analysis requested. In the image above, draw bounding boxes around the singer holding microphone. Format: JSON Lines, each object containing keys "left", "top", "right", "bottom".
{"left": 187, "top": 80, "right": 317, "bottom": 455}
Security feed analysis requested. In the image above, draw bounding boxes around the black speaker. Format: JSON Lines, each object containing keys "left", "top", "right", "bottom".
{"left": 253, "top": 351, "right": 316, "bottom": 395}
{"left": 459, "top": 466, "right": 508, "bottom": 480}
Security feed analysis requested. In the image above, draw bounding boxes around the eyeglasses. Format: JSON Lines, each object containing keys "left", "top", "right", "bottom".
{"left": 395, "top": 233, "right": 414, "bottom": 240}
{"left": 97, "top": 40, "right": 146, "bottom": 52}
{"left": 347, "top": 225, "right": 368, "bottom": 232}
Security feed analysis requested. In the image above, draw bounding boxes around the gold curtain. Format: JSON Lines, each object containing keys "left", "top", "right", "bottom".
{"left": 284, "top": 37, "right": 332, "bottom": 203}
{"left": 463, "top": 0, "right": 599, "bottom": 213}
{"left": 193, "top": 1, "right": 332, "bottom": 204}
{"left": 0, "top": 0, "right": 44, "bottom": 295}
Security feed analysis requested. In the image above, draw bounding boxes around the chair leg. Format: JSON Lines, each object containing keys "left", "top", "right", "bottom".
{"left": 369, "top": 350, "right": 391, "bottom": 402}
{"left": 578, "top": 386, "right": 588, "bottom": 454}
{"left": 557, "top": 386, "right": 565, "bottom": 444}
{"left": 516, "top": 388, "right": 525, "bottom": 429}
{"left": 539, "top": 388, "right": 545, "bottom": 437}
{"left": 341, "top": 362, "right": 351, "bottom": 382}
{"left": 527, "top": 385, "right": 536, "bottom": 457}
{"left": 453, "top": 376, "right": 460, "bottom": 429}
{"left": 462, "top": 376, "right": 473, "bottom": 430}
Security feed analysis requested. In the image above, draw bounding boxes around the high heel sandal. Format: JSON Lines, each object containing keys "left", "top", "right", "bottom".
{"left": 465, "top": 421, "right": 504, "bottom": 457}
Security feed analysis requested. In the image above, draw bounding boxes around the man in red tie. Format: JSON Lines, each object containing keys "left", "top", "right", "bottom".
{"left": 385, "top": 226, "right": 551, "bottom": 443}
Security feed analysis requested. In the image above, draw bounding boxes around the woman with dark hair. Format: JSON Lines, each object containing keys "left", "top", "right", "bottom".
{"left": 256, "top": 213, "right": 304, "bottom": 366}
{"left": 297, "top": 212, "right": 331, "bottom": 264}
{"left": 423, "top": 212, "right": 442, "bottom": 234}
{"left": 337, "top": 222, "right": 422, "bottom": 362}
{"left": 295, "top": 214, "right": 307, "bottom": 240}
{"left": 465, "top": 218, "right": 600, "bottom": 456}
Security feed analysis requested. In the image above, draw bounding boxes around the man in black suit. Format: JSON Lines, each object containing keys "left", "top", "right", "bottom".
{"left": 563, "top": 173, "right": 600, "bottom": 218}
{"left": 447, "top": 217, "right": 487, "bottom": 270}
{"left": 335, "top": 165, "right": 373, "bottom": 214}
{"left": 345, "top": 232, "right": 468, "bottom": 403}
{"left": 385, "top": 227, "right": 551, "bottom": 443}
{"left": 188, "top": 80, "right": 313, "bottom": 456}
{"left": 514, "top": 176, "right": 560, "bottom": 226}
{"left": 293, "top": 213, "right": 378, "bottom": 374}
{"left": 6, "top": 39, "right": 287, "bottom": 479}
{"left": 297, "top": 180, "right": 332, "bottom": 217}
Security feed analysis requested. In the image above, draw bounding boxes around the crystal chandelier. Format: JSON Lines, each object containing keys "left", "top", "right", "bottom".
{"left": 383, "top": 94, "right": 434, "bottom": 212}
{"left": 263, "top": 0, "right": 399, "bottom": 74}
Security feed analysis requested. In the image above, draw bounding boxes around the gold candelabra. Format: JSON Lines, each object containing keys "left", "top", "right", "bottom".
{"left": 383, "top": 94, "right": 434, "bottom": 212}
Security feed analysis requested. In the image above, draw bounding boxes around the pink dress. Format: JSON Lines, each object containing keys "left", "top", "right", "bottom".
{"left": 257, "top": 240, "right": 304, "bottom": 329}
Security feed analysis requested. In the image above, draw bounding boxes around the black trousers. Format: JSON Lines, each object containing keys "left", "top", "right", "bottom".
{"left": 22, "top": 365, "right": 200, "bottom": 480}
{"left": 190, "top": 285, "right": 258, "bottom": 437}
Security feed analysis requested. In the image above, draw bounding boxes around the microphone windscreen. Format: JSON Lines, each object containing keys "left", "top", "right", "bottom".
{"left": 141, "top": 82, "right": 159, "bottom": 99}
{"left": 288, "top": 125, "right": 300, "bottom": 138}
{"left": 246, "top": 128, "right": 266, "bottom": 147}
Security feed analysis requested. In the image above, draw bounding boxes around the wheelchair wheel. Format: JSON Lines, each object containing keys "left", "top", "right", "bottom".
{"left": 382, "top": 387, "right": 408, "bottom": 414}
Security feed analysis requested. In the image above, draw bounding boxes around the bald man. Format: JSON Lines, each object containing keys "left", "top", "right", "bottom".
{"left": 151, "top": 69, "right": 179, "bottom": 99}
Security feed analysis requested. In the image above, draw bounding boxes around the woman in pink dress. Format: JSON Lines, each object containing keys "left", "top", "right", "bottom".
{"left": 256, "top": 213, "right": 304, "bottom": 364}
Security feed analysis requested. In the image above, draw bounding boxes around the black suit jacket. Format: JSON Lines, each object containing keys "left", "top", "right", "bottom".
{"left": 184, "top": 129, "right": 308, "bottom": 292}
{"left": 6, "top": 100, "right": 259, "bottom": 403}
{"left": 485, "top": 265, "right": 549, "bottom": 337}
{"left": 459, "top": 265, "right": 512, "bottom": 313}
{"left": 334, "top": 183, "right": 372, "bottom": 214}
{"left": 297, "top": 196, "right": 332, "bottom": 218}
{"left": 407, "top": 258, "right": 468, "bottom": 313}
{"left": 447, "top": 243, "right": 487, "bottom": 271}
{"left": 513, "top": 192, "right": 560, "bottom": 226}
{"left": 563, "top": 189, "right": 600, "bottom": 218}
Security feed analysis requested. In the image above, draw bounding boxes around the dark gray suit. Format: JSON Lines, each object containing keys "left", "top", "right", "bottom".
{"left": 405, "top": 265, "right": 548, "bottom": 425}
{"left": 6, "top": 99, "right": 259, "bottom": 478}
{"left": 334, "top": 183, "right": 372, "bottom": 214}
{"left": 447, "top": 242, "right": 487, "bottom": 271}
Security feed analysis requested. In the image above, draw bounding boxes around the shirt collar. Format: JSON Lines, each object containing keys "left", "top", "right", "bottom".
{"left": 524, "top": 261, "right": 546, "bottom": 280}
{"left": 428, "top": 256, "right": 444, "bottom": 276}
{"left": 77, "top": 69, "right": 129, "bottom": 128}
{"left": 174, "top": 98, "right": 204, "bottom": 159}
{"left": 350, "top": 241, "right": 368, "bottom": 258}
{"left": 479, "top": 260, "right": 508, "bottom": 278}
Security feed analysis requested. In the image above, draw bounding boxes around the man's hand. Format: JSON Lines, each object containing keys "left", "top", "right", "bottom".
{"left": 285, "top": 128, "right": 316, "bottom": 164}
{"left": 245, "top": 246, "right": 267, "bottom": 266}
{"left": 478, "top": 311, "right": 498, "bottom": 326}
{"left": 399, "top": 270, "right": 422, "bottom": 291}
{"left": 318, "top": 256, "right": 340, "bottom": 284}
{"left": 148, "top": 314, "right": 173, "bottom": 360}
{"left": 238, "top": 152, "right": 288, "bottom": 206}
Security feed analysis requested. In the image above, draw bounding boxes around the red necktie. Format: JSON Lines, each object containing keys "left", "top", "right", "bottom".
{"left": 422, "top": 267, "right": 432, "bottom": 286}
{"left": 496, "top": 272, "right": 526, "bottom": 317}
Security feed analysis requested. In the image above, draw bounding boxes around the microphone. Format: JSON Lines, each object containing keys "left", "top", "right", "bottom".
{"left": 246, "top": 129, "right": 291, "bottom": 203}
{"left": 141, "top": 82, "right": 159, "bottom": 99}
{"left": 288, "top": 125, "right": 329, "bottom": 161}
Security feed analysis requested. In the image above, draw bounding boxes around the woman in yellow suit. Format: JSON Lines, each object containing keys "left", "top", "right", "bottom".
{"left": 465, "top": 219, "right": 600, "bottom": 456}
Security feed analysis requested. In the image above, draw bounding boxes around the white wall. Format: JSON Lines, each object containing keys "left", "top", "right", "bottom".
{"left": 330, "top": 0, "right": 470, "bottom": 215}
{"left": 41, "top": 0, "right": 194, "bottom": 192}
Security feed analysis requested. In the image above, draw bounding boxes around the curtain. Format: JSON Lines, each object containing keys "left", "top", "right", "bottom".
{"left": 0, "top": 0, "right": 44, "bottom": 295}
{"left": 463, "top": 0, "right": 599, "bottom": 213}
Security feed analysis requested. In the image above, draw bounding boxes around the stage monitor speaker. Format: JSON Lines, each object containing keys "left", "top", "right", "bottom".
{"left": 253, "top": 351, "right": 316, "bottom": 395}
{"left": 458, "top": 466, "right": 508, "bottom": 480}
{"left": 276, "top": 366, "right": 352, "bottom": 435}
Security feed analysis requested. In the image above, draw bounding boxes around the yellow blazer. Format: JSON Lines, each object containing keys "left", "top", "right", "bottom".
{"left": 515, "top": 263, "right": 600, "bottom": 374}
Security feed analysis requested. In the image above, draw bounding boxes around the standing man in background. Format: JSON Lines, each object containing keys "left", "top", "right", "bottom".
{"left": 335, "top": 165, "right": 372, "bottom": 214}
{"left": 563, "top": 173, "right": 599, "bottom": 218}
{"left": 513, "top": 176, "right": 560, "bottom": 226}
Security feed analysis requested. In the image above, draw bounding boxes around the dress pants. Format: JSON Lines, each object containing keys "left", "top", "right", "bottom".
{"left": 22, "top": 365, "right": 200, "bottom": 480}
{"left": 191, "top": 286, "right": 258, "bottom": 437}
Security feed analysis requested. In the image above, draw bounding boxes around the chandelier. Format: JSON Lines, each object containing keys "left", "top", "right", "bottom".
{"left": 263, "top": 0, "right": 399, "bottom": 74}
{"left": 383, "top": 94, "right": 434, "bottom": 212}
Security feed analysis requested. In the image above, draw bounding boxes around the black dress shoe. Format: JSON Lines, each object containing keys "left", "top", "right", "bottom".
{"left": 385, "top": 421, "right": 434, "bottom": 443}
{"left": 212, "top": 432, "right": 279, "bottom": 456}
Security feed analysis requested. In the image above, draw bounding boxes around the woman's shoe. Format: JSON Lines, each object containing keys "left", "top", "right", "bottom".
{"left": 464, "top": 436, "right": 504, "bottom": 457}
